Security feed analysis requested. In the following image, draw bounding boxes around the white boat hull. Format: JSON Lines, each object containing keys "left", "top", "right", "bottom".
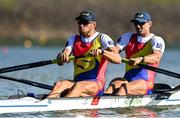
{"left": 0, "top": 90, "right": 180, "bottom": 114}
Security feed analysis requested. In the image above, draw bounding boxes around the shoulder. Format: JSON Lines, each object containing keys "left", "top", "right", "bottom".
{"left": 65, "top": 35, "right": 77, "bottom": 50}
{"left": 99, "top": 33, "right": 113, "bottom": 43}
{"left": 99, "top": 33, "right": 114, "bottom": 49}
{"left": 116, "top": 32, "right": 134, "bottom": 51}
{"left": 151, "top": 34, "right": 165, "bottom": 54}
{"left": 153, "top": 35, "right": 164, "bottom": 41}
{"left": 151, "top": 35, "right": 165, "bottom": 45}
{"left": 68, "top": 35, "right": 76, "bottom": 40}
{"left": 121, "top": 32, "right": 134, "bottom": 38}
{"left": 122, "top": 32, "right": 134, "bottom": 38}
{"left": 117, "top": 32, "right": 133, "bottom": 43}
{"left": 67, "top": 34, "right": 76, "bottom": 43}
{"left": 100, "top": 33, "right": 112, "bottom": 40}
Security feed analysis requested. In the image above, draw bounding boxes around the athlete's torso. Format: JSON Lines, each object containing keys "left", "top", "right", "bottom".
{"left": 124, "top": 33, "right": 158, "bottom": 82}
{"left": 65, "top": 32, "right": 114, "bottom": 84}
{"left": 72, "top": 34, "right": 108, "bottom": 83}
{"left": 116, "top": 32, "right": 165, "bottom": 82}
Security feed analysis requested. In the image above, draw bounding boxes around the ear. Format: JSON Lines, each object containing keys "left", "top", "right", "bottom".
{"left": 149, "top": 21, "right": 152, "bottom": 26}
{"left": 93, "top": 22, "right": 96, "bottom": 27}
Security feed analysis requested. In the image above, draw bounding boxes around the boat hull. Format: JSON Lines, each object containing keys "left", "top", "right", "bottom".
{"left": 0, "top": 90, "right": 180, "bottom": 114}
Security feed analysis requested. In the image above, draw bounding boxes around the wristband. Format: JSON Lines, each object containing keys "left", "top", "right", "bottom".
{"left": 139, "top": 56, "right": 143, "bottom": 62}
{"left": 141, "top": 56, "right": 144, "bottom": 62}
{"left": 101, "top": 49, "right": 104, "bottom": 54}
{"left": 142, "top": 56, "right": 145, "bottom": 62}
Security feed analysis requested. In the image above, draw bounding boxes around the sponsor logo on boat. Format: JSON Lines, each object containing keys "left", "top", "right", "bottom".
{"left": 124, "top": 98, "right": 142, "bottom": 105}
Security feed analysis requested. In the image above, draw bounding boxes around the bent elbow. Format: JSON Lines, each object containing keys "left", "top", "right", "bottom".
{"left": 116, "top": 58, "right": 121, "bottom": 64}
{"left": 155, "top": 56, "right": 161, "bottom": 64}
{"left": 113, "top": 56, "right": 122, "bottom": 64}
{"left": 154, "top": 59, "right": 160, "bottom": 64}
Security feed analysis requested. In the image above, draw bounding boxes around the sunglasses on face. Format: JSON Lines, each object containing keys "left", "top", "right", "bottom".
{"left": 77, "top": 20, "right": 91, "bottom": 25}
{"left": 133, "top": 21, "right": 146, "bottom": 26}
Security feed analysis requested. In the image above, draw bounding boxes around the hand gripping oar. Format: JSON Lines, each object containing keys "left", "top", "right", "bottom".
{"left": 122, "top": 58, "right": 180, "bottom": 79}
{"left": 0, "top": 56, "right": 74, "bottom": 74}
{"left": 0, "top": 75, "right": 53, "bottom": 90}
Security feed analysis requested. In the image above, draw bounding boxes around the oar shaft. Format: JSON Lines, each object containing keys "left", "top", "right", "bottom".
{"left": 122, "top": 58, "right": 180, "bottom": 79}
{"left": 0, "top": 60, "right": 55, "bottom": 74}
{"left": 0, "top": 56, "right": 74, "bottom": 74}
{"left": 0, "top": 75, "right": 53, "bottom": 90}
{"left": 138, "top": 63, "right": 180, "bottom": 78}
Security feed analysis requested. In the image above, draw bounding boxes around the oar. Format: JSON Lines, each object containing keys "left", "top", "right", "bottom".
{"left": 0, "top": 75, "right": 53, "bottom": 90}
{"left": 122, "top": 58, "right": 180, "bottom": 79}
{"left": 0, "top": 56, "right": 74, "bottom": 74}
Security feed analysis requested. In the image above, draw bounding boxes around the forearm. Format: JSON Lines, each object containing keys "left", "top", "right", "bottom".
{"left": 143, "top": 51, "right": 162, "bottom": 64}
{"left": 103, "top": 47, "right": 121, "bottom": 64}
{"left": 129, "top": 50, "right": 162, "bottom": 66}
{"left": 61, "top": 48, "right": 71, "bottom": 56}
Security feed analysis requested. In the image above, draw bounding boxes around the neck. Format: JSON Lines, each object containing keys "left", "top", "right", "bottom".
{"left": 83, "top": 30, "right": 96, "bottom": 38}
{"left": 140, "top": 32, "right": 151, "bottom": 37}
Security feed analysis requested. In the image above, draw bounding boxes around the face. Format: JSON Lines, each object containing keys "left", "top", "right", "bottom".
{"left": 133, "top": 21, "right": 152, "bottom": 37}
{"left": 77, "top": 19, "right": 96, "bottom": 37}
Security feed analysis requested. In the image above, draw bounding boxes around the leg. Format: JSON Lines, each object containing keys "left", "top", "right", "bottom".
{"left": 104, "top": 77, "right": 128, "bottom": 95}
{"left": 65, "top": 80, "right": 102, "bottom": 97}
{"left": 116, "top": 79, "right": 147, "bottom": 95}
{"left": 47, "top": 80, "right": 75, "bottom": 98}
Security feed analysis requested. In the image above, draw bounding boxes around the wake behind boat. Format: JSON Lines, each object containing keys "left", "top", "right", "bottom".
{"left": 0, "top": 84, "right": 180, "bottom": 114}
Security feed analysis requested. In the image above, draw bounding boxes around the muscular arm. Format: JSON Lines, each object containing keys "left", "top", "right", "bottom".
{"left": 115, "top": 44, "right": 162, "bottom": 65}
{"left": 103, "top": 46, "right": 121, "bottom": 64}
{"left": 143, "top": 50, "right": 162, "bottom": 64}
{"left": 128, "top": 50, "right": 162, "bottom": 66}
{"left": 62, "top": 48, "right": 72, "bottom": 57}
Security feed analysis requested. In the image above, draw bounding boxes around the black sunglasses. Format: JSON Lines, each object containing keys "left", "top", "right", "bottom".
{"left": 133, "top": 21, "right": 146, "bottom": 26}
{"left": 77, "top": 20, "right": 90, "bottom": 25}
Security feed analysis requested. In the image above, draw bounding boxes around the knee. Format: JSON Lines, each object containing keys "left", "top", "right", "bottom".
{"left": 54, "top": 80, "right": 72, "bottom": 87}
{"left": 116, "top": 83, "right": 128, "bottom": 95}
{"left": 54, "top": 81, "right": 62, "bottom": 88}
{"left": 110, "top": 79, "right": 125, "bottom": 87}
{"left": 110, "top": 77, "right": 123, "bottom": 84}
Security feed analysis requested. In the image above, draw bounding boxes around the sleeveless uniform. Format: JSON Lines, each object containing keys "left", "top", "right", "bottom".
{"left": 117, "top": 32, "right": 165, "bottom": 94}
{"left": 65, "top": 32, "right": 114, "bottom": 96}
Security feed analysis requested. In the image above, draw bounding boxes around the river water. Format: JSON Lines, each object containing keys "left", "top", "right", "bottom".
{"left": 0, "top": 46, "right": 180, "bottom": 118}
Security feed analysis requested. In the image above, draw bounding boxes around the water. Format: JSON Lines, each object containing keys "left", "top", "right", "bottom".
{"left": 0, "top": 46, "right": 180, "bottom": 117}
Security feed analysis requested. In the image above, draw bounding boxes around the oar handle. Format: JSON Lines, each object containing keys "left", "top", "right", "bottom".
{"left": 0, "top": 56, "right": 75, "bottom": 74}
{"left": 122, "top": 58, "right": 180, "bottom": 79}
{"left": 51, "top": 56, "right": 75, "bottom": 64}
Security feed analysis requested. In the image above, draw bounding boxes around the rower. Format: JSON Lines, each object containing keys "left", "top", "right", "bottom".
{"left": 47, "top": 10, "right": 121, "bottom": 98}
{"left": 105, "top": 11, "right": 165, "bottom": 95}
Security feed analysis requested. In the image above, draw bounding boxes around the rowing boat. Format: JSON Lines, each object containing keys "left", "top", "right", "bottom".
{"left": 0, "top": 84, "right": 179, "bottom": 114}
{"left": 0, "top": 57, "right": 179, "bottom": 114}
